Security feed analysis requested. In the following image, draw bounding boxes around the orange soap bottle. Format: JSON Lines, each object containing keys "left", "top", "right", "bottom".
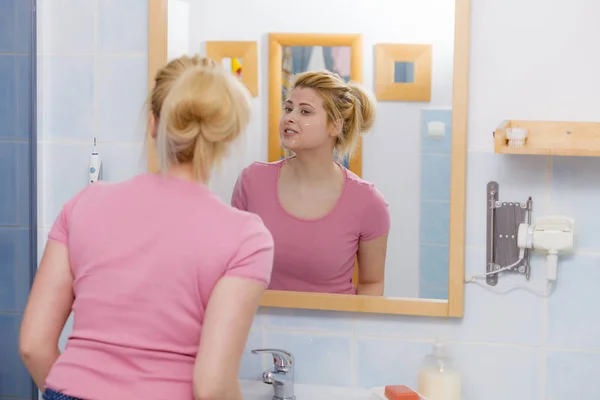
{"left": 384, "top": 385, "right": 420, "bottom": 400}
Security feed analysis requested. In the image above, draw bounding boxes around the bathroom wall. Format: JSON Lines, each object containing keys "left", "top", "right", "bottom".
{"left": 36, "top": 0, "right": 148, "bottom": 351}
{"left": 0, "top": 1, "right": 36, "bottom": 398}
{"left": 35, "top": 0, "right": 600, "bottom": 400}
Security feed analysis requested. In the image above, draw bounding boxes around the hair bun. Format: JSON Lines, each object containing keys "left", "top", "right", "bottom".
{"left": 348, "top": 82, "right": 376, "bottom": 134}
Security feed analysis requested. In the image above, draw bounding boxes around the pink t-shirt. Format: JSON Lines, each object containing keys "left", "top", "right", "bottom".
{"left": 44, "top": 173, "right": 274, "bottom": 400}
{"left": 231, "top": 159, "right": 390, "bottom": 295}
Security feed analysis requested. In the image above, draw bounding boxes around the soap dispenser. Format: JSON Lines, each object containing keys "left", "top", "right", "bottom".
{"left": 417, "top": 341, "right": 461, "bottom": 400}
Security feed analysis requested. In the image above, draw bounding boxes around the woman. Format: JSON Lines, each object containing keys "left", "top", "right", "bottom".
{"left": 231, "top": 70, "right": 390, "bottom": 296}
{"left": 19, "top": 55, "right": 274, "bottom": 400}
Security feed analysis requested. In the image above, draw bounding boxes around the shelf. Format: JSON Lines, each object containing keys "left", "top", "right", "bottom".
{"left": 494, "top": 120, "right": 600, "bottom": 156}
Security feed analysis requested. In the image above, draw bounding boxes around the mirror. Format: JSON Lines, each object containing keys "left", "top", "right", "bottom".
{"left": 394, "top": 62, "right": 415, "bottom": 83}
{"left": 222, "top": 57, "right": 243, "bottom": 80}
{"left": 148, "top": 0, "right": 470, "bottom": 317}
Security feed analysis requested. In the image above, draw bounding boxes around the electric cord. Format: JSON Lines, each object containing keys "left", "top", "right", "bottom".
{"left": 465, "top": 258, "right": 557, "bottom": 297}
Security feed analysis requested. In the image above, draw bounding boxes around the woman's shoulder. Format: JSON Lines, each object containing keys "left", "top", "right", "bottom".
{"left": 344, "top": 169, "right": 387, "bottom": 204}
{"left": 236, "top": 159, "right": 285, "bottom": 189}
{"left": 241, "top": 159, "right": 285, "bottom": 176}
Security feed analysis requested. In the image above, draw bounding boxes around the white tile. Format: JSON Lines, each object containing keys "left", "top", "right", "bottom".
{"left": 97, "top": 0, "right": 148, "bottom": 53}
{"left": 264, "top": 331, "right": 353, "bottom": 387}
{"left": 546, "top": 349, "right": 600, "bottom": 399}
{"left": 42, "top": 55, "right": 95, "bottom": 140}
{"left": 39, "top": 0, "right": 95, "bottom": 53}
{"left": 465, "top": 151, "right": 550, "bottom": 247}
{"left": 96, "top": 55, "right": 148, "bottom": 143}
{"left": 42, "top": 142, "right": 89, "bottom": 227}
{"left": 37, "top": 228, "right": 49, "bottom": 265}
{"left": 546, "top": 254, "right": 600, "bottom": 350}
{"left": 551, "top": 156, "right": 600, "bottom": 252}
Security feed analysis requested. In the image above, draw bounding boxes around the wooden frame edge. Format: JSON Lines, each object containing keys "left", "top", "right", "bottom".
{"left": 268, "top": 33, "right": 364, "bottom": 177}
{"left": 147, "top": 0, "right": 167, "bottom": 174}
{"left": 447, "top": 0, "right": 471, "bottom": 318}
{"left": 205, "top": 41, "right": 259, "bottom": 97}
{"left": 262, "top": 290, "right": 449, "bottom": 317}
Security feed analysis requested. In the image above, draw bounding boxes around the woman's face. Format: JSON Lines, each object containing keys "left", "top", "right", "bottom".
{"left": 279, "top": 87, "right": 335, "bottom": 153}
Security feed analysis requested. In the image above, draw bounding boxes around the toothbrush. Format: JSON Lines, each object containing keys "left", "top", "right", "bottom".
{"left": 89, "top": 137, "right": 102, "bottom": 183}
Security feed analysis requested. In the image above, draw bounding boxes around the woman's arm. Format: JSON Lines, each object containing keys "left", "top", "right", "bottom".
{"left": 20, "top": 240, "right": 74, "bottom": 390}
{"left": 193, "top": 277, "right": 266, "bottom": 400}
{"left": 356, "top": 233, "right": 389, "bottom": 296}
{"left": 193, "top": 216, "right": 274, "bottom": 400}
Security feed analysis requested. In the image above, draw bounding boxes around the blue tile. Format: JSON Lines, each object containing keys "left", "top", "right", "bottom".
{"left": 0, "top": 143, "right": 18, "bottom": 225}
{"left": 0, "top": 313, "right": 32, "bottom": 398}
{"left": 451, "top": 342, "right": 540, "bottom": 400}
{"left": 17, "top": 142, "right": 30, "bottom": 225}
{"left": 0, "top": 55, "right": 17, "bottom": 140}
{"left": 239, "top": 329, "right": 266, "bottom": 380}
{"left": 419, "top": 244, "right": 449, "bottom": 289}
{"left": 357, "top": 337, "right": 432, "bottom": 388}
{"left": 39, "top": 0, "right": 95, "bottom": 53}
{"left": 420, "top": 154, "right": 451, "bottom": 201}
{"left": 42, "top": 56, "right": 95, "bottom": 140}
{"left": 16, "top": 55, "right": 31, "bottom": 140}
{"left": 546, "top": 350, "right": 600, "bottom": 399}
{"left": 546, "top": 254, "right": 600, "bottom": 350}
{"left": 265, "top": 308, "right": 354, "bottom": 333}
{"left": 356, "top": 247, "right": 544, "bottom": 347}
{"left": 16, "top": 0, "right": 32, "bottom": 53}
{"left": 96, "top": 55, "right": 149, "bottom": 142}
{"left": 419, "top": 286, "right": 448, "bottom": 299}
{"left": 98, "top": 0, "right": 148, "bottom": 53}
{"left": 419, "top": 201, "right": 450, "bottom": 244}
{"left": 421, "top": 109, "right": 452, "bottom": 154}
{"left": 0, "top": 228, "right": 19, "bottom": 311}
{"left": 264, "top": 331, "right": 352, "bottom": 387}
{"left": 0, "top": 0, "right": 16, "bottom": 52}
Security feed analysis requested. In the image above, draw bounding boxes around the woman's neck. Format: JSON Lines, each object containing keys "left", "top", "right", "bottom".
{"left": 287, "top": 151, "right": 339, "bottom": 183}
{"left": 162, "top": 163, "right": 202, "bottom": 183}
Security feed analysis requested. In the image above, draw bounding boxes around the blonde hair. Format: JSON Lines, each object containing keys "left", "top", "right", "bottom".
{"left": 290, "top": 70, "right": 376, "bottom": 158}
{"left": 149, "top": 55, "right": 251, "bottom": 182}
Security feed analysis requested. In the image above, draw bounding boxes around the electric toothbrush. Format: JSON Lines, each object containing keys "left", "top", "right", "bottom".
{"left": 89, "top": 137, "right": 102, "bottom": 183}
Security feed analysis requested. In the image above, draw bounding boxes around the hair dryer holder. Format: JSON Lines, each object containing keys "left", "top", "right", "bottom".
{"left": 486, "top": 181, "right": 533, "bottom": 286}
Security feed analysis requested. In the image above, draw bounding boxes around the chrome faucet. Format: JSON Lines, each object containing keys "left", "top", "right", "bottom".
{"left": 251, "top": 348, "right": 295, "bottom": 400}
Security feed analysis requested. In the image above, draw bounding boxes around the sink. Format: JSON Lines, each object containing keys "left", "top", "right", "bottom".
{"left": 240, "top": 379, "right": 372, "bottom": 400}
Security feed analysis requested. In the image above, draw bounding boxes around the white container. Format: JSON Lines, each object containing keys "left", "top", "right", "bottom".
{"left": 417, "top": 342, "right": 461, "bottom": 400}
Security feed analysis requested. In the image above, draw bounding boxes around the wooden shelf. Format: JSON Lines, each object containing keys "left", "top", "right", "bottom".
{"left": 494, "top": 120, "right": 600, "bottom": 156}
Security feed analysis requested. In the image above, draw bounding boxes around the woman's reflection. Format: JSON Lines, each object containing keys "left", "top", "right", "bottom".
{"left": 232, "top": 70, "right": 390, "bottom": 296}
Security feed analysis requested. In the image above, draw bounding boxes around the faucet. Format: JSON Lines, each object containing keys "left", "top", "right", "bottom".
{"left": 251, "top": 348, "right": 295, "bottom": 400}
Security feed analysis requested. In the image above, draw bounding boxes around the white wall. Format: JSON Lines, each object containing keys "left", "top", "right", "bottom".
{"left": 184, "top": 0, "right": 456, "bottom": 298}
{"left": 36, "top": 0, "right": 600, "bottom": 399}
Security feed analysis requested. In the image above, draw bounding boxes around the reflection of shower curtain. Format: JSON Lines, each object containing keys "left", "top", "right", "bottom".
{"left": 306, "top": 46, "right": 327, "bottom": 71}
{"left": 281, "top": 47, "right": 294, "bottom": 159}
{"left": 331, "top": 47, "right": 351, "bottom": 81}
{"left": 291, "top": 47, "right": 311, "bottom": 74}
{"left": 282, "top": 46, "right": 293, "bottom": 100}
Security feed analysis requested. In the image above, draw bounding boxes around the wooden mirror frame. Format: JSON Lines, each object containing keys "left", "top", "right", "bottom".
{"left": 147, "top": 0, "right": 471, "bottom": 317}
